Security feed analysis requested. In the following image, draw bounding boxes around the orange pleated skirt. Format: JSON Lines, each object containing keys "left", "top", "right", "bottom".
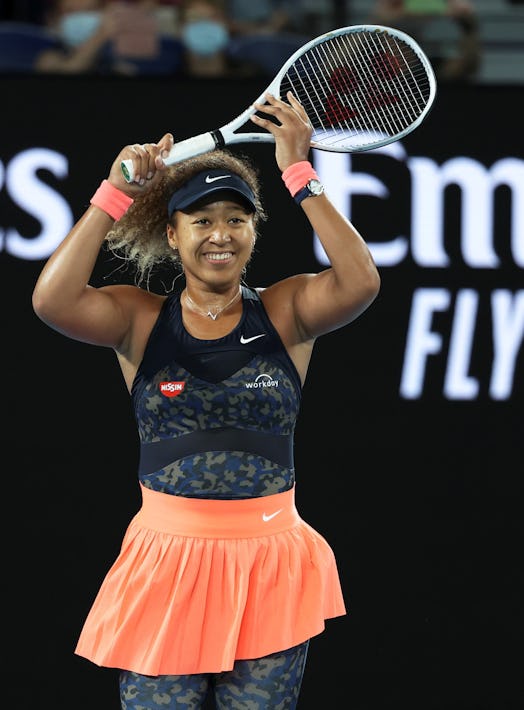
{"left": 75, "top": 484, "right": 346, "bottom": 675}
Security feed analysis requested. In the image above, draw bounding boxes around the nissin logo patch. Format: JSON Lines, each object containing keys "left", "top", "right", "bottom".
{"left": 159, "top": 381, "right": 185, "bottom": 397}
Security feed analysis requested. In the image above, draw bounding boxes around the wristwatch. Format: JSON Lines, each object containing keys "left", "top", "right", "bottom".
{"left": 294, "top": 178, "right": 324, "bottom": 206}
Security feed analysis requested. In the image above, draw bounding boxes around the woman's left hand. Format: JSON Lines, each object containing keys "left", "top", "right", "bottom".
{"left": 108, "top": 132, "right": 174, "bottom": 194}
{"left": 251, "top": 91, "right": 312, "bottom": 172}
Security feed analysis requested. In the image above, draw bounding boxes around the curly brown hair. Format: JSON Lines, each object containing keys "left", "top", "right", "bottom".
{"left": 104, "top": 149, "right": 267, "bottom": 287}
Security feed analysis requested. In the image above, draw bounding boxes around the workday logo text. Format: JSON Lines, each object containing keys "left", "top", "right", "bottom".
{"left": 245, "top": 374, "right": 279, "bottom": 389}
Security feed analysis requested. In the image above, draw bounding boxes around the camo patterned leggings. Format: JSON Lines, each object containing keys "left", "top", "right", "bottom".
{"left": 119, "top": 641, "right": 309, "bottom": 709}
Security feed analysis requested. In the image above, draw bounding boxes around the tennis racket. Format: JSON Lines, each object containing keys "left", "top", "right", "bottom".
{"left": 121, "top": 24, "right": 436, "bottom": 183}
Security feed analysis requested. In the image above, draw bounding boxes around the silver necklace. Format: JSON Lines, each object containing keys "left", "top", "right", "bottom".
{"left": 184, "top": 286, "right": 242, "bottom": 321}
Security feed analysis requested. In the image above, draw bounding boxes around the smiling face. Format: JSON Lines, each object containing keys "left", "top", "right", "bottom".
{"left": 167, "top": 198, "right": 256, "bottom": 289}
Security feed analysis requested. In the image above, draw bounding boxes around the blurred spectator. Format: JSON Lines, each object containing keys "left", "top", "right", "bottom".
{"left": 222, "top": 1, "right": 313, "bottom": 77}
{"left": 177, "top": 0, "right": 252, "bottom": 76}
{"left": 152, "top": 0, "right": 182, "bottom": 35}
{"left": 34, "top": 0, "right": 111, "bottom": 73}
{"left": 34, "top": 0, "right": 182, "bottom": 75}
{"left": 224, "top": 1, "right": 333, "bottom": 38}
{"left": 225, "top": 1, "right": 296, "bottom": 36}
{"left": 368, "top": 0, "right": 481, "bottom": 81}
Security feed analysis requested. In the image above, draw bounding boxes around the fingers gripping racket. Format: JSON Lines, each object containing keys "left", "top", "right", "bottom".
{"left": 121, "top": 24, "right": 436, "bottom": 183}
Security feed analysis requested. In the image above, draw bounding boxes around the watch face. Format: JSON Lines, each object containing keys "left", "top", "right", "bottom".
{"left": 308, "top": 179, "right": 324, "bottom": 196}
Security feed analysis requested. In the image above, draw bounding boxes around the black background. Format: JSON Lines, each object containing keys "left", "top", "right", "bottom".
{"left": 2, "top": 75, "right": 523, "bottom": 708}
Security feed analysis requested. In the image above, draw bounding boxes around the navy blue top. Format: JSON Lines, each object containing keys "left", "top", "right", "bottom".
{"left": 131, "top": 285, "right": 302, "bottom": 499}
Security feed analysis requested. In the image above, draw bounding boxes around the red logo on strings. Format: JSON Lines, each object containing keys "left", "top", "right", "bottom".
{"left": 372, "top": 52, "right": 401, "bottom": 81}
{"left": 323, "top": 55, "right": 400, "bottom": 126}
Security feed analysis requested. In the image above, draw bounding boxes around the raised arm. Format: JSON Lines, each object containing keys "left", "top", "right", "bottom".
{"left": 251, "top": 92, "right": 381, "bottom": 343}
{"left": 32, "top": 133, "right": 174, "bottom": 349}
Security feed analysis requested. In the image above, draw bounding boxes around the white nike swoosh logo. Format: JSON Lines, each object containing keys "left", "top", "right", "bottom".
{"left": 240, "top": 334, "right": 266, "bottom": 344}
{"left": 205, "top": 174, "right": 231, "bottom": 183}
{"left": 262, "top": 509, "right": 282, "bottom": 522}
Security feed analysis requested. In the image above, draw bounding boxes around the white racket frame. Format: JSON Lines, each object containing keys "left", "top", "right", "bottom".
{"left": 121, "top": 25, "right": 437, "bottom": 183}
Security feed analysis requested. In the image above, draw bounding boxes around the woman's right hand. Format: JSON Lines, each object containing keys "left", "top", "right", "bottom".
{"left": 107, "top": 132, "right": 175, "bottom": 194}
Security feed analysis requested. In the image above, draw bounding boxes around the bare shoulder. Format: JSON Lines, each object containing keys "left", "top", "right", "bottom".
{"left": 257, "top": 274, "right": 317, "bottom": 345}
{"left": 102, "top": 284, "right": 167, "bottom": 352}
{"left": 257, "top": 274, "right": 316, "bottom": 311}
{"left": 103, "top": 283, "right": 166, "bottom": 310}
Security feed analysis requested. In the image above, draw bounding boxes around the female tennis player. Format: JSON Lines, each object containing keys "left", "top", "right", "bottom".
{"left": 32, "top": 91, "right": 380, "bottom": 709}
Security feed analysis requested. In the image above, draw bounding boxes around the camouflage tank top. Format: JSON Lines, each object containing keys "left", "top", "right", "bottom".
{"left": 131, "top": 285, "right": 302, "bottom": 499}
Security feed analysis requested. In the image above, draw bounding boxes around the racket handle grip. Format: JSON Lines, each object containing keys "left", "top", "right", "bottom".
{"left": 121, "top": 132, "right": 218, "bottom": 183}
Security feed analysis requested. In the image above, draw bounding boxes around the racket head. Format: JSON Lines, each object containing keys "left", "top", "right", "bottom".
{"left": 272, "top": 24, "right": 437, "bottom": 153}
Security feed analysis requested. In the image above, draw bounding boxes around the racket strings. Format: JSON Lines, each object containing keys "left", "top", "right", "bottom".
{"left": 281, "top": 29, "right": 433, "bottom": 151}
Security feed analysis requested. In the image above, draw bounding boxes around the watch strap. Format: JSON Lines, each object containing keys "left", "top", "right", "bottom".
{"left": 294, "top": 184, "right": 312, "bottom": 206}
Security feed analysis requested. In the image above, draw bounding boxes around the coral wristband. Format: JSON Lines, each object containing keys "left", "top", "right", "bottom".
{"left": 281, "top": 161, "right": 319, "bottom": 197}
{"left": 90, "top": 180, "right": 134, "bottom": 221}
